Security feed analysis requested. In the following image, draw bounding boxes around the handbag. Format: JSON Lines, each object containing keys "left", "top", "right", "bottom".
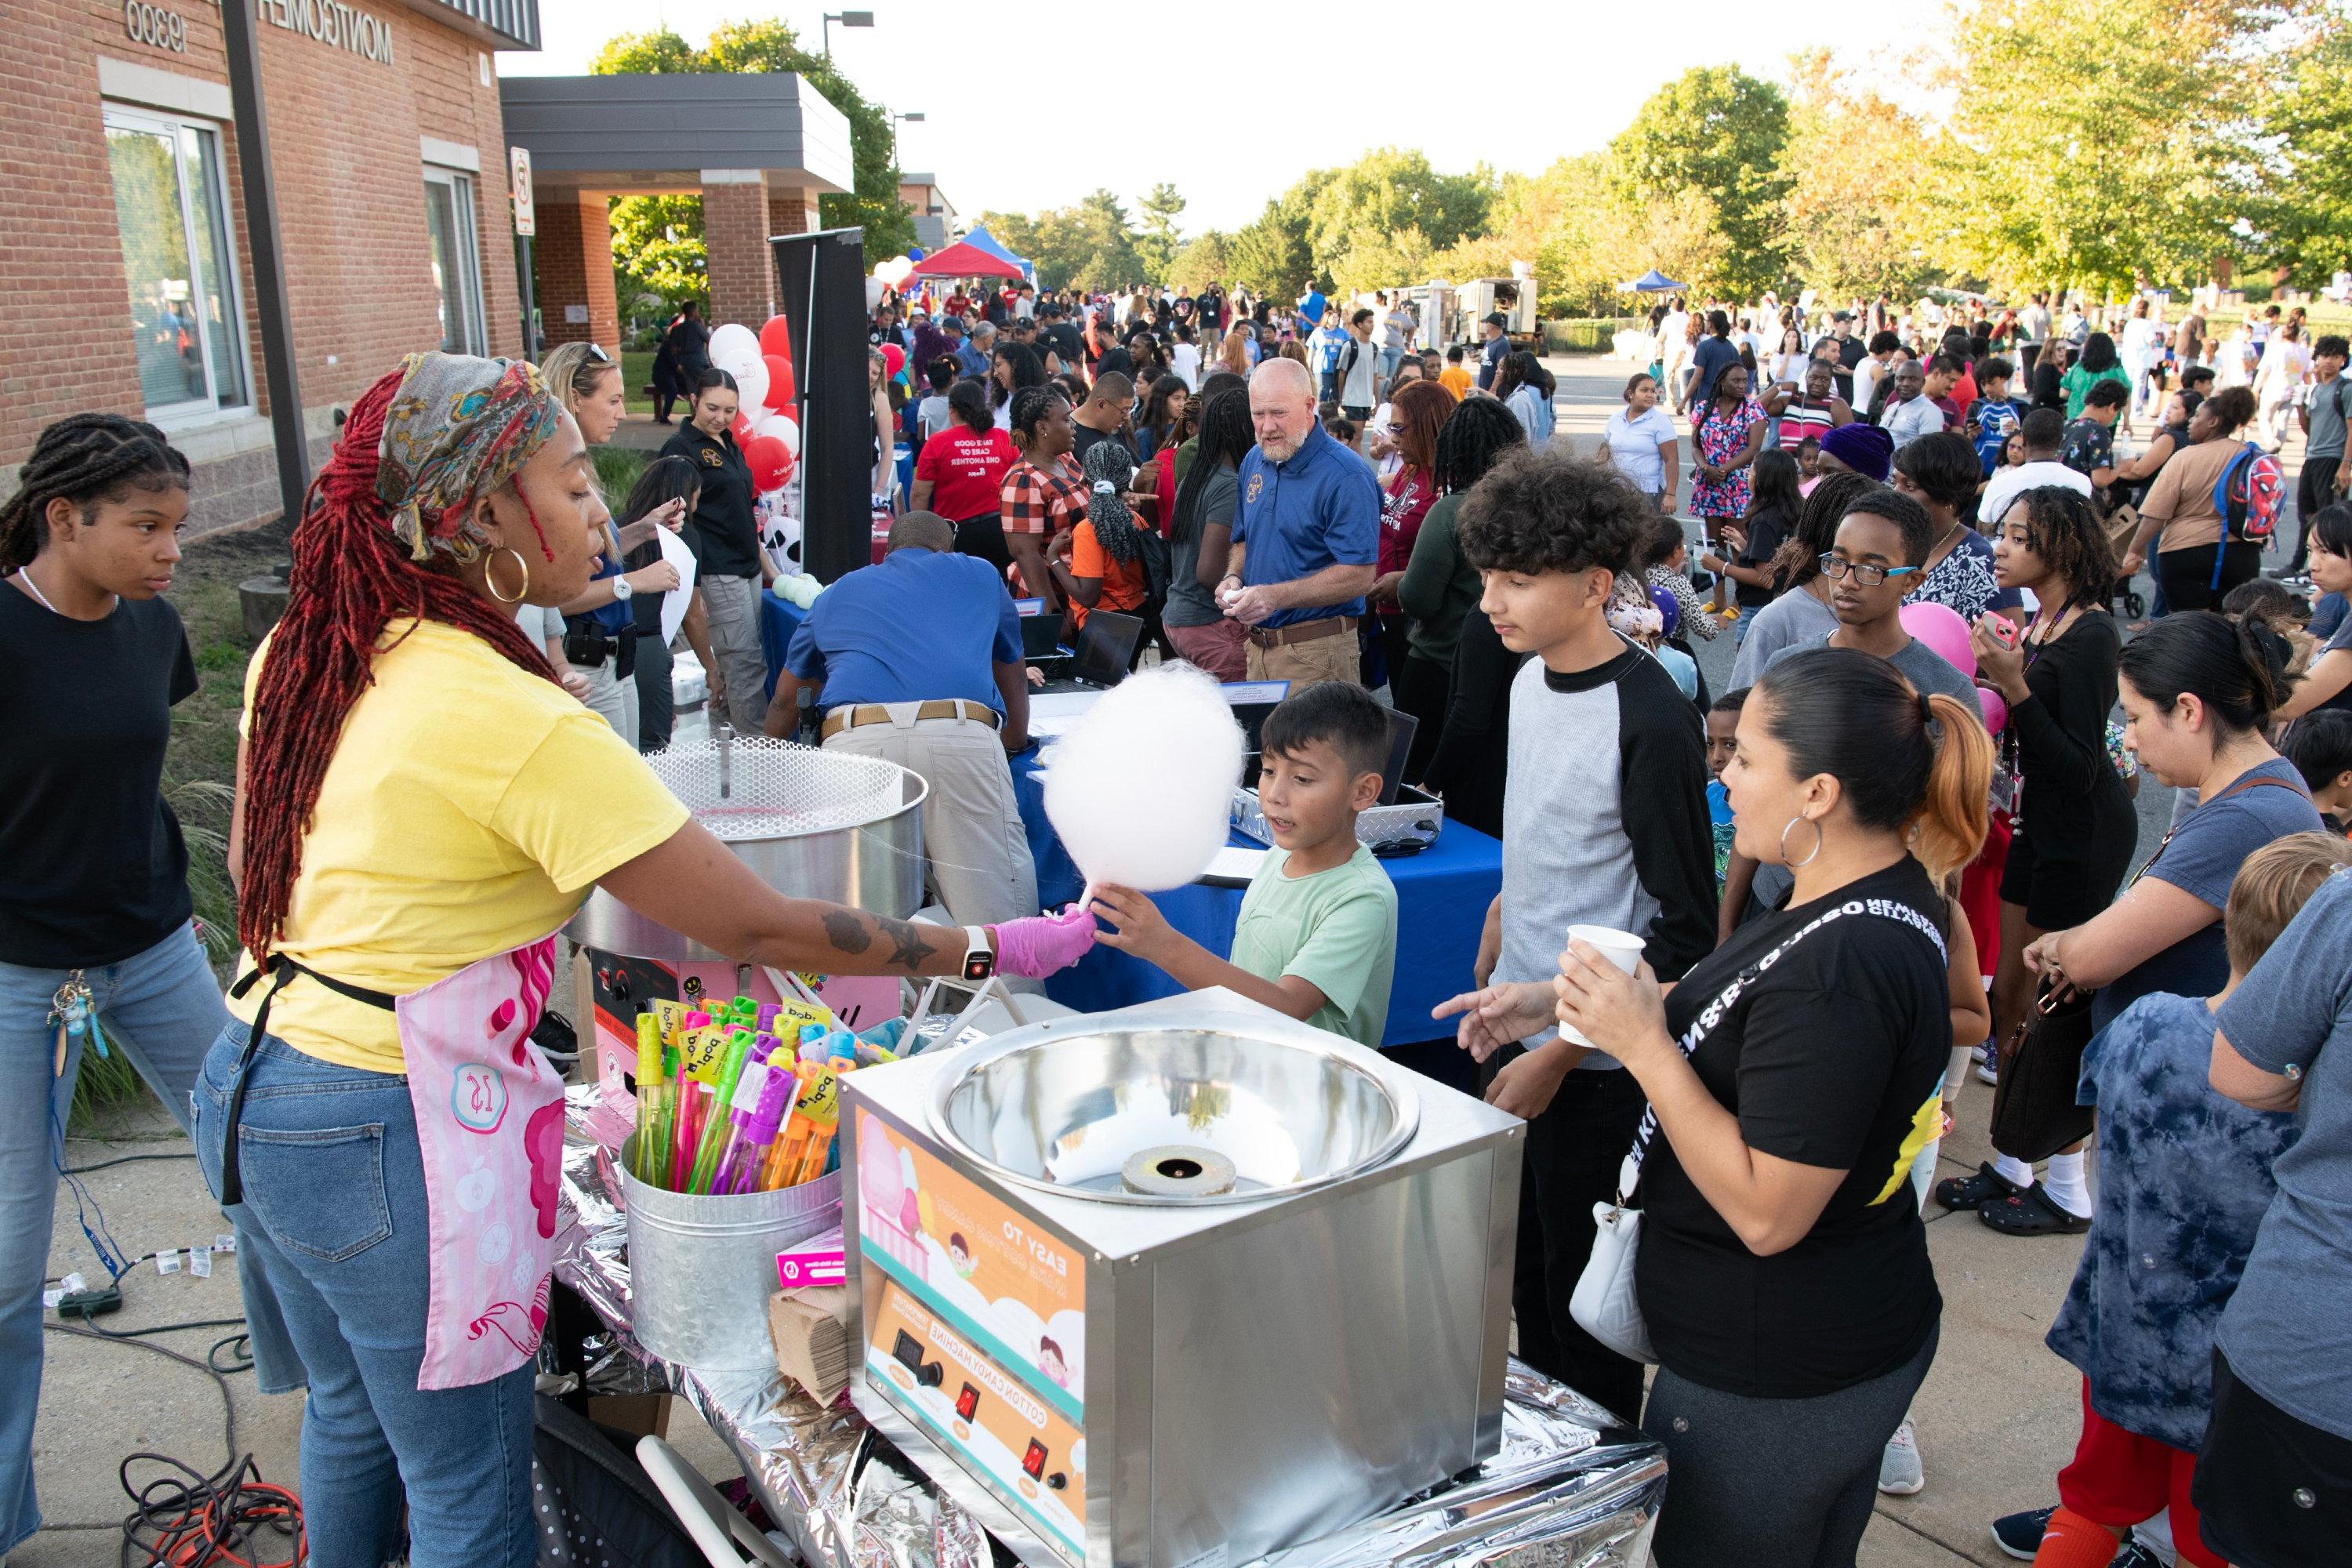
{"left": 1570, "top": 896, "right": 1937, "bottom": 1363}
{"left": 1986, "top": 981, "right": 2098, "bottom": 1162}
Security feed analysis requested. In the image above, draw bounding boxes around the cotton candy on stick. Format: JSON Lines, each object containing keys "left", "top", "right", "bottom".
{"left": 1042, "top": 663, "right": 1246, "bottom": 906}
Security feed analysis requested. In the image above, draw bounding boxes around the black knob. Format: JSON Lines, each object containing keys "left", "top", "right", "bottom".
{"left": 1046, "top": 1472, "right": 1068, "bottom": 1491}
{"left": 918, "top": 1361, "right": 944, "bottom": 1388}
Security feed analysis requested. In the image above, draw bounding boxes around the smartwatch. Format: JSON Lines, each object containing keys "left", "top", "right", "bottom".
{"left": 611, "top": 576, "right": 635, "bottom": 601}
{"left": 961, "top": 925, "right": 996, "bottom": 982}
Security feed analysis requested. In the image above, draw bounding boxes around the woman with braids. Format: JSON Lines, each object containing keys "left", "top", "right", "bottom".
{"left": 0, "top": 415, "right": 301, "bottom": 1557}
{"left": 1050, "top": 438, "right": 1150, "bottom": 639}
{"left": 200, "top": 353, "right": 1096, "bottom": 1566}
{"left": 1161, "top": 384, "right": 1254, "bottom": 680}
{"left": 999, "top": 384, "right": 1087, "bottom": 615}
{"left": 540, "top": 341, "right": 683, "bottom": 748}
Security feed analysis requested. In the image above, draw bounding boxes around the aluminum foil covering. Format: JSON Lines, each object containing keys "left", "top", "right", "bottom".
{"left": 557, "top": 1089, "right": 1664, "bottom": 1568}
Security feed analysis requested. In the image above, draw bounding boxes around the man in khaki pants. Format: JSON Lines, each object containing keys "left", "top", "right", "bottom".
{"left": 1214, "top": 358, "right": 1380, "bottom": 689}
{"left": 761, "top": 513, "right": 1040, "bottom": 937}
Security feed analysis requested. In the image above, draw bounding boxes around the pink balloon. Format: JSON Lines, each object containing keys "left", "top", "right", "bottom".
{"left": 1976, "top": 687, "right": 2009, "bottom": 734}
{"left": 1900, "top": 601, "right": 1976, "bottom": 677}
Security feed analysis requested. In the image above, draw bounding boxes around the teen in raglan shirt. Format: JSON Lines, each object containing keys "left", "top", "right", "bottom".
{"left": 1433, "top": 445, "right": 1718, "bottom": 1423}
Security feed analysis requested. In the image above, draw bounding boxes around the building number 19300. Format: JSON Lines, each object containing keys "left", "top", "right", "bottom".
{"left": 125, "top": 1, "right": 188, "bottom": 52}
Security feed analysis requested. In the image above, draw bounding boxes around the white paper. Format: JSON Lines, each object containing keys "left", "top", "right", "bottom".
{"left": 214, "top": 1232, "right": 237, "bottom": 1253}
{"left": 1198, "top": 847, "right": 1269, "bottom": 885}
{"left": 190, "top": 1247, "right": 212, "bottom": 1279}
{"left": 156, "top": 1249, "right": 180, "bottom": 1275}
{"left": 658, "top": 524, "right": 698, "bottom": 648}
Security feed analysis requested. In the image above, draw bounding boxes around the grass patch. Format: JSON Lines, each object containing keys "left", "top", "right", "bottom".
{"left": 623, "top": 350, "right": 657, "bottom": 417}
{"left": 594, "top": 446, "right": 650, "bottom": 516}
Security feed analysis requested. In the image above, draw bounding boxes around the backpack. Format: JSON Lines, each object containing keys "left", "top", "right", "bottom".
{"left": 2212, "top": 441, "right": 2285, "bottom": 545}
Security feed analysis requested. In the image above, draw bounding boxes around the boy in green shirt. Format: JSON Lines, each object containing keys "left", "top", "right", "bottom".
{"left": 1090, "top": 684, "right": 1399, "bottom": 1046}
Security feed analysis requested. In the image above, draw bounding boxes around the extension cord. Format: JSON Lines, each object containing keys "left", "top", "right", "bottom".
{"left": 59, "top": 1285, "right": 124, "bottom": 1320}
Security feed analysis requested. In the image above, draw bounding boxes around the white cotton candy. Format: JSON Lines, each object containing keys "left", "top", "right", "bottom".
{"left": 1043, "top": 662, "right": 1244, "bottom": 892}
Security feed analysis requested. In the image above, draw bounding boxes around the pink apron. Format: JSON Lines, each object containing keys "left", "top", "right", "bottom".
{"left": 223, "top": 931, "right": 571, "bottom": 1392}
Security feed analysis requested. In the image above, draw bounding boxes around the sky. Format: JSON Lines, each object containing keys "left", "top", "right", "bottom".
{"left": 499, "top": 0, "right": 1945, "bottom": 234}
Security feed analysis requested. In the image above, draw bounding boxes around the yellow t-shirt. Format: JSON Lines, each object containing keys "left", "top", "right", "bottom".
{"left": 230, "top": 620, "right": 689, "bottom": 1073}
{"left": 1439, "top": 366, "right": 1475, "bottom": 400}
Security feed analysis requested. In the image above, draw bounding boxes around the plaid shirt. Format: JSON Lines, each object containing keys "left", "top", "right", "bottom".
{"left": 1000, "top": 454, "right": 1087, "bottom": 537}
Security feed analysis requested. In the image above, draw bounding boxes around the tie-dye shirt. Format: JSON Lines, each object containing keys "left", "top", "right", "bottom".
{"left": 2045, "top": 991, "right": 2299, "bottom": 1450}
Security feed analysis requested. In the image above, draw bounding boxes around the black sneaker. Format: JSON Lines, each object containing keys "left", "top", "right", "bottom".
{"left": 1990, "top": 1504, "right": 2054, "bottom": 1559}
{"left": 2111, "top": 1543, "right": 2166, "bottom": 1567}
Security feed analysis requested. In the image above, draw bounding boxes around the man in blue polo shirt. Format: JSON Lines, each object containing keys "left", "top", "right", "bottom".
{"left": 763, "top": 513, "right": 1040, "bottom": 932}
{"left": 1214, "top": 358, "right": 1380, "bottom": 690}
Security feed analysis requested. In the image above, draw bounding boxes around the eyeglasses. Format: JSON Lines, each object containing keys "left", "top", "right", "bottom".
{"left": 584, "top": 343, "right": 612, "bottom": 363}
{"left": 1817, "top": 554, "right": 1922, "bottom": 586}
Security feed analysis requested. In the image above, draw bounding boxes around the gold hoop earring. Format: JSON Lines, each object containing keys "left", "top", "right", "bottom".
{"left": 1779, "top": 814, "right": 1824, "bottom": 868}
{"left": 485, "top": 546, "right": 530, "bottom": 604}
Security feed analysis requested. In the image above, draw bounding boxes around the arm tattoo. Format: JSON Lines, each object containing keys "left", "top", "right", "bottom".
{"left": 877, "top": 917, "right": 932, "bottom": 972}
{"left": 822, "top": 909, "right": 873, "bottom": 955}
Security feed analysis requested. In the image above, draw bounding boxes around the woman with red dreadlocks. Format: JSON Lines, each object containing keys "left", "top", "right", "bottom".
{"left": 197, "top": 353, "right": 1096, "bottom": 1567}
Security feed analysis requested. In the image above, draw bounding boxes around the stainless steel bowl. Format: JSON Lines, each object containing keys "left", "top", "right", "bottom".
{"left": 568, "top": 735, "right": 927, "bottom": 960}
{"left": 927, "top": 1024, "right": 1420, "bottom": 1206}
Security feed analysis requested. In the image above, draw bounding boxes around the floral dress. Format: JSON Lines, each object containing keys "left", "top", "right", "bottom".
{"left": 1690, "top": 396, "right": 1766, "bottom": 520}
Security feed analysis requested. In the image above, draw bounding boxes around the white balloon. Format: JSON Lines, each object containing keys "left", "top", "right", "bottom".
{"left": 753, "top": 412, "right": 801, "bottom": 457}
{"left": 1043, "top": 664, "right": 1244, "bottom": 892}
{"left": 709, "top": 322, "right": 760, "bottom": 370}
{"left": 732, "top": 358, "right": 769, "bottom": 416}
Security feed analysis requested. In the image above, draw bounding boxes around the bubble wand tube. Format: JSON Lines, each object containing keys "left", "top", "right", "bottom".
{"left": 633, "top": 1014, "right": 670, "bottom": 1184}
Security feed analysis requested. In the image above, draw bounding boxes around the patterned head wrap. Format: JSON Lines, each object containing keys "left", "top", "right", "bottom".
{"left": 372, "top": 352, "right": 564, "bottom": 562}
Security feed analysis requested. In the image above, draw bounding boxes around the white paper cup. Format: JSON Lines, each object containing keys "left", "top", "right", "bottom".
{"left": 1560, "top": 925, "right": 1646, "bottom": 1048}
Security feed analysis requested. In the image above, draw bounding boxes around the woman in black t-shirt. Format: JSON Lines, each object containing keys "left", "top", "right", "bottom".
{"left": 1552, "top": 646, "right": 1992, "bottom": 1568}
{"left": 659, "top": 368, "right": 765, "bottom": 733}
{"left": 0, "top": 417, "right": 303, "bottom": 1519}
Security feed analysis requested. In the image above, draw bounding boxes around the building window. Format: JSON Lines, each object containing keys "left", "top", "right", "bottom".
{"left": 423, "top": 167, "right": 487, "bottom": 355}
{"left": 104, "top": 106, "right": 250, "bottom": 421}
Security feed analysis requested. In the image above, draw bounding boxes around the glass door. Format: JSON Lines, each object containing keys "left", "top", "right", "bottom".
{"left": 423, "top": 168, "right": 487, "bottom": 355}
{"left": 105, "top": 107, "right": 250, "bottom": 419}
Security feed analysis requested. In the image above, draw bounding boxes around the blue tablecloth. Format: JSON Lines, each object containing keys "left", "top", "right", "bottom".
{"left": 757, "top": 588, "right": 808, "bottom": 701}
{"left": 1009, "top": 747, "right": 1502, "bottom": 1050}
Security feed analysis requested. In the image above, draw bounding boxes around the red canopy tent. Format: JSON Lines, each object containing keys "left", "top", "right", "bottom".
{"left": 906, "top": 240, "right": 1026, "bottom": 279}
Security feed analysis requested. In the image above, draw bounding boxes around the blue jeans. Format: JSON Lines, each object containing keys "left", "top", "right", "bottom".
{"left": 0, "top": 923, "right": 301, "bottom": 1557}
{"left": 194, "top": 1025, "right": 535, "bottom": 1568}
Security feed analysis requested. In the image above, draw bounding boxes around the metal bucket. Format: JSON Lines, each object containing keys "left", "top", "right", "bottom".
{"left": 572, "top": 737, "right": 927, "bottom": 960}
{"left": 617, "top": 1134, "right": 841, "bottom": 1371}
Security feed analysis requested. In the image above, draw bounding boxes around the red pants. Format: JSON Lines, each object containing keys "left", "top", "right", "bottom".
{"left": 1959, "top": 811, "right": 2011, "bottom": 982}
{"left": 2057, "top": 1381, "right": 2224, "bottom": 1568}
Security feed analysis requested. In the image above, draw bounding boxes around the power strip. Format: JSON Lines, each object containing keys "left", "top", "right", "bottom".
{"left": 57, "top": 1286, "right": 124, "bottom": 1320}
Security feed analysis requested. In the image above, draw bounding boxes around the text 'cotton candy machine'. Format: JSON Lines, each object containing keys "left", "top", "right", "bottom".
{"left": 566, "top": 735, "right": 930, "bottom": 1083}
{"left": 840, "top": 990, "right": 1524, "bottom": 1568}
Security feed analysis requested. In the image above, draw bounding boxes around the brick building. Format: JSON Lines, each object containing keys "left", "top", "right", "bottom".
{"left": 1, "top": 0, "right": 541, "bottom": 536}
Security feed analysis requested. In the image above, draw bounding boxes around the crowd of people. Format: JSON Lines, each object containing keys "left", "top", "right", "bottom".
{"left": 2, "top": 262, "right": 2350, "bottom": 1568}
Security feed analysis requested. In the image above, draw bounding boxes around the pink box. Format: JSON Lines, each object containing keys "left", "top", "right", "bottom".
{"left": 776, "top": 1225, "right": 844, "bottom": 1290}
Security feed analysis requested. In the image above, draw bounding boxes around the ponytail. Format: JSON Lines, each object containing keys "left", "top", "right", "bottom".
{"left": 1753, "top": 647, "right": 1988, "bottom": 880}
{"left": 1914, "top": 691, "right": 1993, "bottom": 882}
{"left": 2118, "top": 611, "right": 2285, "bottom": 735}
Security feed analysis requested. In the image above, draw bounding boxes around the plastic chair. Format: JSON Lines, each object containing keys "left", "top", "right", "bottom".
{"left": 634, "top": 1434, "right": 797, "bottom": 1568}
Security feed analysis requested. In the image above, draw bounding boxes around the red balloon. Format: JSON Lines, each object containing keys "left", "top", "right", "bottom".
{"left": 762, "top": 354, "right": 796, "bottom": 409}
{"left": 880, "top": 343, "right": 906, "bottom": 379}
{"left": 746, "top": 434, "right": 792, "bottom": 492}
{"left": 758, "top": 314, "right": 794, "bottom": 361}
{"left": 730, "top": 411, "right": 754, "bottom": 445}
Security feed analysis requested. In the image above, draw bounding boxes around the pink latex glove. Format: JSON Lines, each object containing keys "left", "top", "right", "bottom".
{"left": 991, "top": 905, "right": 1099, "bottom": 978}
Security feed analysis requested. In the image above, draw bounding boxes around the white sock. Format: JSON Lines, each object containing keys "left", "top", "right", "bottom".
{"left": 2042, "top": 1150, "right": 2092, "bottom": 1217}
{"left": 1992, "top": 1152, "right": 2035, "bottom": 1189}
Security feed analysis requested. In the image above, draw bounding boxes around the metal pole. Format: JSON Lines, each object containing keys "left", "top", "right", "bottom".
{"left": 516, "top": 234, "right": 539, "bottom": 358}
{"left": 218, "top": 0, "right": 309, "bottom": 523}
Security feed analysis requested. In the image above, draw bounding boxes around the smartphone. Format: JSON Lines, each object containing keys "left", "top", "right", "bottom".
{"left": 1979, "top": 614, "right": 2020, "bottom": 650}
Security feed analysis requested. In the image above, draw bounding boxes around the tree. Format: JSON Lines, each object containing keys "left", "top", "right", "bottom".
{"left": 589, "top": 20, "right": 914, "bottom": 300}
{"left": 1610, "top": 66, "right": 1791, "bottom": 296}
{"left": 605, "top": 194, "right": 709, "bottom": 302}
{"left": 1302, "top": 149, "right": 1494, "bottom": 285}
{"left": 1137, "top": 182, "right": 1187, "bottom": 281}
{"left": 974, "top": 192, "right": 1143, "bottom": 291}
{"left": 1931, "top": 0, "right": 2288, "bottom": 293}
{"left": 1226, "top": 195, "right": 1317, "bottom": 301}
{"left": 2258, "top": 13, "right": 2352, "bottom": 281}
{"left": 1170, "top": 231, "right": 1237, "bottom": 293}
{"left": 1780, "top": 49, "right": 1937, "bottom": 300}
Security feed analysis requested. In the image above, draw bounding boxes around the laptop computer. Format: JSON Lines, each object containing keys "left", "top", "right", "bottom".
{"left": 1033, "top": 611, "right": 1143, "bottom": 695}
{"left": 1376, "top": 708, "right": 1420, "bottom": 805}
{"left": 1016, "top": 600, "right": 1067, "bottom": 661}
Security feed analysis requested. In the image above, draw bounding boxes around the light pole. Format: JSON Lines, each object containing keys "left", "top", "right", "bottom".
{"left": 889, "top": 110, "right": 924, "bottom": 165}
{"left": 822, "top": 11, "right": 872, "bottom": 56}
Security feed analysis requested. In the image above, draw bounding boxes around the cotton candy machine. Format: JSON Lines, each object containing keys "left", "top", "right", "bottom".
{"left": 840, "top": 990, "right": 1523, "bottom": 1568}
{"left": 565, "top": 735, "right": 928, "bottom": 1086}
{"left": 571, "top": 733, "right": 927, "bottom": 960}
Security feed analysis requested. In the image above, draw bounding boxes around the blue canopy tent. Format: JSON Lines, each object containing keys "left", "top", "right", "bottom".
{"left": 960, "top": 224, "right": 1034, "bottom": 283}
{"left": 1620, "top": 270, "right": 1685, "bottom": 293}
